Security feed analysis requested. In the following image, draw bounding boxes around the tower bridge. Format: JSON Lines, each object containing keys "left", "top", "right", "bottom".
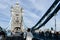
{"left": 0, "top": 0, "right": 60, "bottom": 40}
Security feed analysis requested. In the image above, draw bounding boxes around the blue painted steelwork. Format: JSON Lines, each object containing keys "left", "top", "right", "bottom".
{"left": 32, "top": 0, "right": 60, "bottom": 30}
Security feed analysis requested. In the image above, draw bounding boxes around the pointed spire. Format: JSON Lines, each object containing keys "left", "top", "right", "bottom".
{"left": 16, "top": 1, "right": 19, "bottom": 5}
{"left": 16, "top": 0, "right": 19, "bottom": 5}
{"left": 16, "top": 2, "right": 19, "bottom": 5}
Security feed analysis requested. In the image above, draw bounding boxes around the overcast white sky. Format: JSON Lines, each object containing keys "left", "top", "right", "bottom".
{"left": 0, "top": 0, "right": 60, "bottom": 31}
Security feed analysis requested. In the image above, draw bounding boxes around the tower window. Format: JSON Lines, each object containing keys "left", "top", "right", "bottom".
{"left": 16, "top": 20, "right": 19, "bottom": 23}
{"left": 16, "top": 14, "right": 19, "bottom": 16}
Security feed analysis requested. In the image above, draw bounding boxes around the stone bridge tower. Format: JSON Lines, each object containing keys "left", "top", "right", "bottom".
{"left": 11, "top": 2, "right": 24, "bottom": 32}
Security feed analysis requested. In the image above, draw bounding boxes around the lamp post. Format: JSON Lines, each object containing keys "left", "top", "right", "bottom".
{"left": 54, "top": 14, "right": 57, "bottom": 32}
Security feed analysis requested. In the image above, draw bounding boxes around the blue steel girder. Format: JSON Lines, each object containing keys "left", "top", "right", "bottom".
{"left": 33, "top": 3, "right": 60, "bottom": 30}
{"left": 32, "top": 0, "right": 60, "bottom": 30}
